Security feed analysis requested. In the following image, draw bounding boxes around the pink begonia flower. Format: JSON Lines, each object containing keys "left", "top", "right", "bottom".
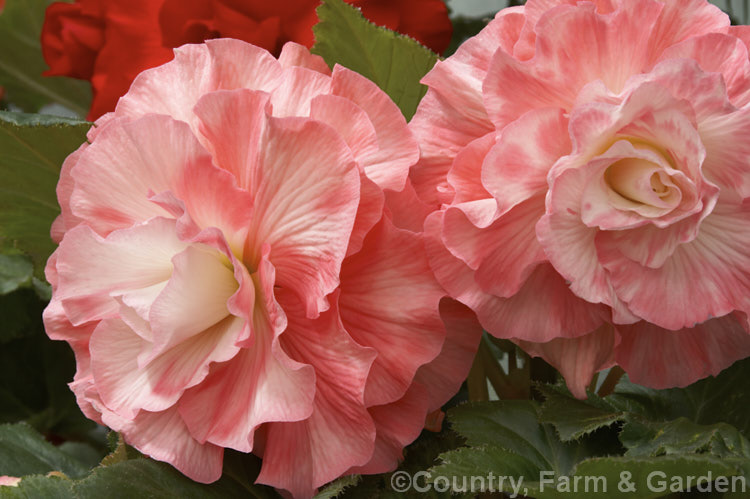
{"left": 43, "top": 39, "right": 482, "bottom": 498}
{"left": 410, "top": 0, "right": 750, "bottom": 398}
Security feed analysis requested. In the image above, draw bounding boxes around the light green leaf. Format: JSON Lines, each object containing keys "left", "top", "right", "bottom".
{"left": 0, "top": 0, "right": 91, "bottom": 115}
{"left": 0, "top": 111, "right": 90, "bottom": 273}
{"left": 314, "top": 475, "right": 361, "bottom": 499}
{"left": 311, "top": 0, "right": 438, "bottom": 120}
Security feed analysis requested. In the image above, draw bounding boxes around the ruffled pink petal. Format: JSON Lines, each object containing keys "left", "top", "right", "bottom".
{"left": 517, "top": 324, "right": 617, "bottom": 399}
{"left": 658, "top": 33, "right": 750, "bottom": 108}
{"left": 278, "top": 42, "right": 331, "bottom": 75}
{"left": 442, "top": 195, "right": 547, "bottom": 299}
{"left": 448, "top": 133, "right": 494, "bottom": 209}
{"left": 482, "top": 107, "right": 570, "bottom": 214}
{"left": 55, "top": 218, "right": 187, "bottom": 325}
{"left": 346, "top": 175, "right": 385, "bottom": 257}
{"left": 52, "top": 144, "right": 87, "bottom": 242}
{"left": 616, "top": 313, "right": 750, "bottom": 389}
{"left": 90, "top": 316, "right": 243, "bottom": 419}
{"left": 426, "top": 212, "right": 609, "bottom": 343}
{"left": 309, "top": 94, "right": 380, "bottom": 169}
{"left": 270, "top": 66, "right": 332, "bottom": 118}
{"left": 699, "top": 106, "right": 750, "bottom": 201}
{"left": 383, "top": 178, "right": 434, "bottom": 233}
{"left": 179, "top": 256, "right": 314, "bottom": 452}
{"left": 331, "top": 66, "right": 418, "bottom": 192}
{"left": 349, "top": 383, "right": 430, "bottom": 475}
{"left": 600, "top": 200, "right": 750, "bottom": 330}
{"left": 340, "top": 218, "right": 446, "bottom": 407}
{"left": 536, "top": 172, "right": 611, "bottom": 306}
{"left": 193, "top": 88, "right": 271, "bottom": 192}
{"left": 257, "top": 292, "right": 376, "bottom": 498}
{"left": 103, "top": 407, "right": 224, "bottom": 484}
{"left": 246, "top": 115, "right": 360, "bottom": 318}
{"left": 645, "top": 0, "right": 729, "bottom": 58}
{"left": 69, "top": 115, "right": 214, "bottom": 235}
{"left": 116, "top": 39, "right": 283, "bottom": 126}
{"left": 414, "top": 299, "right": 483, "bottom": 412}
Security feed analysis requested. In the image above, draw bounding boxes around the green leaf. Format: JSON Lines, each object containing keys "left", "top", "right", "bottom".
{"left": 314, "top": 475, "right": 361, "bottom": 499}
{"left": 621, "top": 417, "right": 750, "bottom": 459}
{"left": 433, "top": 401, "right": 748, "bottom": 498}
{"left": 72, "top": 459, "right": 257, "bottom": 499}
{"left": 0, "top": 254, "right": 33, "bottom": 294}
{"left": 0, "top": 475, "right": 75, "bottom": 499}
{"left": 448, "top": 401, "right": 605, "bottom": 475}
{"left": 0, "top": 111, "right": 90, "bottom": 273}
{"left": 0, "top": 0, "right": 91, "bottom": 115}
{"left": 537, "top": 384, "right": 624, "bottom": 441}
{"left": 609, "top": 358, "right": 750, "bottom": 435}
{"left": 0, "top": 423, "right": 91, "bottom": 479}
{"left": 311, "top": 0, "right": 438, "bottom": 120}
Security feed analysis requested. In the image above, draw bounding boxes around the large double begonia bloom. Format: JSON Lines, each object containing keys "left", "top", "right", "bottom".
{"left": 43, "top": 39, "right": 481, "bottom": 498}
{"left": 411, "top": 0, "right": 750, "bottom": 398}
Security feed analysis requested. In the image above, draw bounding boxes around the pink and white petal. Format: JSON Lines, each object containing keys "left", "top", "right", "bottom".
{"left": 442, "top": 195, "right": 547, "bottom": 298}
{"left": 482, "top": 107, "right": 570, "bottom": 213}
{"left": 658, "top": 33, "right": 750, "bottom": 108}
{"left": 91, "top": 317, "right": 243, "bottom": 418}
{"left": 646, "top": 0, "right": 729, "bottom": 59}
{"left": 346, "top": 175, "right": 385, "bottom": 257}
{"left": 349, "top": 383, "right": 431, "bottom": 475}
{"left": 414, "top": 299, "right": 483, "bottom": 412}
{"left": 69, "top": 115, "right": 214, "bottom": 234}
{"left": 489, "top": 0, "right": 687, "bottom": 128}
{"left": 331, "top": 66, "right": 419, "bottom": 193}
{"left": 601, "top": 200, "right": 750, "bottom": 330}
{"left": 426, "top": 212, "right": 609, "bottom": 343}
{"left": 616, "top": 313, "right": 750, "bottom": 389}
{"left": 246, "top": 116, "right": 360, "bottom": 318}
{"left": 105, "top": 407, "right": 224, "bottom": 484}
{"left": 476, "top": 263, "right": 611, "bottom": 343}
{"left": 53, "top": 144, "right": 87, "bottom": 242}
{"left": 408, "top": 11, "right": 513, "bottom": 206}
{"left": 309, "top": 94, "right": 380, "bottom": 173}
{"left": 55, "top": 219, "right": 187, "bottom": 324}
{"left": 258, "top": 293, "right": 377, "bottom": 498}
{"left": 699, "top": 107, "right": 750, "bottom": 200}
{"left": 517, "top": 324, "right": 617, "bottom": 399}
{"left": 193, "top": 88, "right": 271, "bottom": 191}
{"left": 146, "top": 245, "right": 238, "bottom": 359}
{"left": 537, "top": 167, "right": 613, "bottom": 305}
{"left": 383, "top": 178, "right": 433, "bottom": 233}
{"left": 43, "top": 297, "right": 96, "bottom": 344}
{"left": 340, "top": 219, "right": 446, "bottom": 407}
{"left": 116, "top": 39, "right": 283, "bottom": 126}
{"left": 448, "top": 133, "right": 495, "bottom": 208}
{"left": 270, "top": 66, "right": 332, "bottom": 118}
{"left": 179, "top": 258, "right": 314, "bottom": 452}
{"left": 278, "top": 42, "right": 332, "bottom": 74}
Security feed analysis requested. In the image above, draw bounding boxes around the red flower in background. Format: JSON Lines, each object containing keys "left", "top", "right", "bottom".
{"left": 40, "top": 0, "right": 453, "bottom": 120}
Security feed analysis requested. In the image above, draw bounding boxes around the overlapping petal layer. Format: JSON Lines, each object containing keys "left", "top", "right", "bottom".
{"left": 45, "top": 40, "right": 481, "bottom": 498}
{"left": 412, "top": 0, "right": 750, "bottom": 396}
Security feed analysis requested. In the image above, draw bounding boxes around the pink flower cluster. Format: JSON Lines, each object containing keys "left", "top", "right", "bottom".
{"left": 44, "top": 0, "right": 750, "bottom": 496}
{"left": 411, "top": 0, "right": 750, "bottom": 397}
{"left": 44, "top": 40, "right": 481, "bottom": 497}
